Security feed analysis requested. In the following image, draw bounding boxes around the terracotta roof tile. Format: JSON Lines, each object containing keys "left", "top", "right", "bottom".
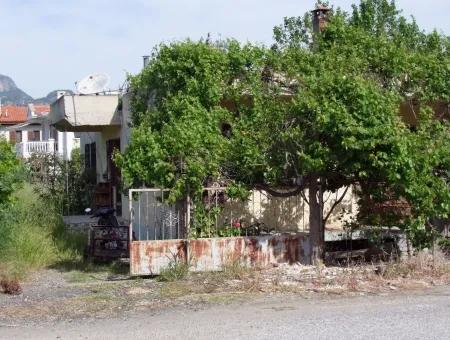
{"left": 0, "top": 105, "right": 27, "bottom": 124}
{"left": 32, "top": 104, "right": 50, "bottom": 116}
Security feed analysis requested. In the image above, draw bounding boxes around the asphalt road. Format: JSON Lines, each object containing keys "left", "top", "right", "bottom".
{"left": 1, "top": 287, "right": 449, "bottom": 340}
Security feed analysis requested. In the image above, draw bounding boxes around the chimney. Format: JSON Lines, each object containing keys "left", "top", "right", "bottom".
{"left": 56, "top": 91, "right": 66, "bottom": 100}
{"left": 311, "top": 4, "right": 331, "bottom": 34}
{"left": 142, "top": 55, "right": 150, "bottom": 69}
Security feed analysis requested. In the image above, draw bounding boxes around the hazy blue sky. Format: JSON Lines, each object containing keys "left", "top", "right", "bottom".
{"left": 1, "top": 0, "right": 449, "bottom": 98}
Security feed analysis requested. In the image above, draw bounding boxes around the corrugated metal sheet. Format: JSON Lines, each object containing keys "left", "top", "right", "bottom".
{"left": 130, "top": 233, "right": 311, "bottom": 276}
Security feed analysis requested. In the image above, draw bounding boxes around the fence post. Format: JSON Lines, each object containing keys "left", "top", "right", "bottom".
{"left": 186, "top": 193, "right": 191, "bottom": 237}
{"left": 48, "top": 138, "right": 55, "bottom": 154}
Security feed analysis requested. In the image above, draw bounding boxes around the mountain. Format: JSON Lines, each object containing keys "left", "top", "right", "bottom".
{"left": 34, "top": 90, "right": 74, "bottom": 104}
{"left": 0, "top": 74, "right": 73, "bottom": 105}
{"left": 0, "top": 74, "right": 33, "bottom": 105}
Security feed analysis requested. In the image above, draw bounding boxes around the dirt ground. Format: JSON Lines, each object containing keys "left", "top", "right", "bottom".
{"left": 1, "top": 258, "right": 449, "bottom": 326}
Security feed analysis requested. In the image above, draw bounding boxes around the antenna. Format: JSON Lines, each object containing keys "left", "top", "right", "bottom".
{"left": 75, "top": 73, "right": 110, "bottom": 95}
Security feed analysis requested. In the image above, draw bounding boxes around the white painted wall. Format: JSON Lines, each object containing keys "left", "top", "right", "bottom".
{"left": 0, "top": 129, "right": 9, "bottom": 142}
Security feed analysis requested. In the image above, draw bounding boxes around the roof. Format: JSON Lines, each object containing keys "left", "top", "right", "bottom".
{"left": 0, "top": 105, "right": 27, "bottom": 124}
{"left": 28, "top": 104, "right": 51, "bottom": 117}
{"left": 3, "top": 118, "right": 43, "bottom": 131}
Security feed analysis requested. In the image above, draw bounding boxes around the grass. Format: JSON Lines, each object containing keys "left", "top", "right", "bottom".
{"left": 0, "top": 185, "right": 88, "bottom": 283}
{"left": 381, "top": 250, "right": 450, "bottom": 280}
{"left": 220, "top": 258, "right": 254, "bottom": 280}
{"left": 157, "top": 259, "right": 190, "bottom": 282}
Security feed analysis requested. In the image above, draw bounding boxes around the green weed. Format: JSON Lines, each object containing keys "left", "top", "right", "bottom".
{"left": 157, "top": 260, "right": 189, "bottom": 282}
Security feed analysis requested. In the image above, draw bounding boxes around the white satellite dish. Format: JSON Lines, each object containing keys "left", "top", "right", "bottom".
{"left": 76, "top": 73, "right": 110, "bottom": 94}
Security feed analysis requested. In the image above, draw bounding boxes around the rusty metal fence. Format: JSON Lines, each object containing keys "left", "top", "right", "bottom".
{"left": 129, "top": 187, "right": 309, "bottom": 242}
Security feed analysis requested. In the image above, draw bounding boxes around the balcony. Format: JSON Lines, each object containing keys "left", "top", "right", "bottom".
{"left": 49, "top": 94, "right": 121, "bottom": 132}
{"left": 16, "top": 140, "right": 56, "bottom": 159}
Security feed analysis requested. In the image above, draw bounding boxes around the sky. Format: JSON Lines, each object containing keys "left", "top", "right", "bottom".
{"left": 1, "top": 0, "right": 449, "bottom": 98}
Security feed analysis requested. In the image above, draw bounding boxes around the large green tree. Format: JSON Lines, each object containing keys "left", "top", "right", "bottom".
{"left": 117, "top": 0, "right": 450, "bottom": 263}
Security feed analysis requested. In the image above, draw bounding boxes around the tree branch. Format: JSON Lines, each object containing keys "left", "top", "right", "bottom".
{"left": 323, "top": 186, "right": 350, "bottom": 224}
{"left": 254, "top": 183, "right": 307, "bottom": 198}
{"left": 300, "top": 190, "right": 309, "bottom": 205}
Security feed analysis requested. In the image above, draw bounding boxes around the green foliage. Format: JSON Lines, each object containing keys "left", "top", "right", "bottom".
{"left": 0, "top": 138, "right": 24, "bottom": 208}
{"left": 157, "top": 259, "right": 189, "bottom": 282}
{"left": 117, "top": 0, "right": 450, "bottom": 247}
{"left": 26, "top": 148, "right": 96, "bottom": 214}
{"left": 0, "top": 185, "right": 85, "bottom": 280}
{"left": 116, "top": 39, "right": 270, "bottom": 202}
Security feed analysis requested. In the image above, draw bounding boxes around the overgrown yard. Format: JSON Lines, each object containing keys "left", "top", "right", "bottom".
{"left": 1, "top": 251, "right": 449, "bottom": 325}
{"left": 0, "top": 185, "right": 86, "bottom": 288}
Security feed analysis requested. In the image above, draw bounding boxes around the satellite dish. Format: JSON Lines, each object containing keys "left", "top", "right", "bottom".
{"left": 76, "top": 73, "right": 110, "bottom": 94}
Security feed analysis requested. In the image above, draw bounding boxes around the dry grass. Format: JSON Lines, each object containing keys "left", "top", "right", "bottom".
{"left": 0, "top": 278, "right": 22, "bottom": 295}
{"left": 381, "top": 250, "right": 450, "bottom": 280}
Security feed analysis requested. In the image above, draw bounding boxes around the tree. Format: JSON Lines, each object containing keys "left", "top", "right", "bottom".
{"left": 117, "top": 0, "right": 450, "bottom": 263}
{"left": 0, "top": 139, "right": 23, "bottom": 208}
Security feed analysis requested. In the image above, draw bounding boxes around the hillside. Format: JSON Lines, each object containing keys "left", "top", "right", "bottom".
{"left": 0, "top": 74, "right": 72, "bottom": 105}
{"left": 0, "top": 74, "right": 33, "bottom": 105}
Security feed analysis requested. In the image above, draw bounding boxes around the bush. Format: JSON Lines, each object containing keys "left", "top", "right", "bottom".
{"left": 25, "top": 148, "right": 96, "bottom": 215}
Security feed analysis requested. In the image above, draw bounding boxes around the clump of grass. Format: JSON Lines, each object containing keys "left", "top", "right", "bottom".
{"left": 220, "top": 258, "right": 253, "bottom": 280}
{"left": 0, "top": 185, "right": 87, "bottom": 283}
{"left": 381, "top": 250, "right": 450, "bottom": 280}
{"left": 157, "top": 259, "right": 189, "bottom": 282}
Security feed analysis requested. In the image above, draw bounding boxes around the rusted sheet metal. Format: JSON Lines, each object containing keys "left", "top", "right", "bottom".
{"left": 130, "top": 240, "right": 187, "bottom": 276}
{"left": 131, "top": 233, "right": 311, "bottom": 276}
{"left": 189, "top": 234, "right": 311, "bottom": 272}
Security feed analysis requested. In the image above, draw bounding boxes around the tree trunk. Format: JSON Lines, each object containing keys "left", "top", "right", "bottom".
{"left": 309, "top": 175, "right": 324, "bottom": 265}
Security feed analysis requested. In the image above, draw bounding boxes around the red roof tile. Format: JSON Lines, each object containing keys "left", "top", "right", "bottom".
{"left": 32, "top": 104, "right": 50, "bottom": 116}
{"left": 0, "top": 105, "right": 27, "bottom": 124}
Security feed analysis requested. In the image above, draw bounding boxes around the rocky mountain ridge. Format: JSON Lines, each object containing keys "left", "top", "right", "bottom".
{"left": 0, "top": 74, "right": 72, "bottom": 105}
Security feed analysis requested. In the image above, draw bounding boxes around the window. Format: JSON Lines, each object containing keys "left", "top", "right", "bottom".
{"left": 28, "top": 130, "right": 41, "bottom": 141}
{"left": 9, "top": 131, "right": 16, "bottom": 144}
{"left": 84, "top": 142, "right": 96, "bottom": 169}
{"left": 15, "top": 130, "right": 22, "bottom": 143}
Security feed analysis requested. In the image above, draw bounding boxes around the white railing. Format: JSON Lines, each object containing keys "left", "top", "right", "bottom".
{"left": 16, "top": 139, "right": 56, "bottom": 158}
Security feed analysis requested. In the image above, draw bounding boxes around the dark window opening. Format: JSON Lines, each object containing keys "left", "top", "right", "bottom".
{"left": 28, "top": 130, "right": 41, "bottom": 142}
{"left": 15, "top": 130, "right": 22, "bottom": 143}
{"left": 84, "top": 143, "right": 97, "bottom": 170}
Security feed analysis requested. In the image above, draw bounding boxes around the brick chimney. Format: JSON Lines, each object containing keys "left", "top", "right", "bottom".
{"left": 311, "top": 4, "right": 331, "bottom": 34}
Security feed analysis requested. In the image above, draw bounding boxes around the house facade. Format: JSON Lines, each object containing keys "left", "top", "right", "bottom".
{"left": 49, "top": 93, "right": 127, "bottom": 214}
{"left": 2, "top": 102, "right": 79, "bottom": 160}
{"left": 0, "top": 105, "right": 27, "bottom": 143}
{"left": 49, "top": 92, "right": 358, "bottom": 231}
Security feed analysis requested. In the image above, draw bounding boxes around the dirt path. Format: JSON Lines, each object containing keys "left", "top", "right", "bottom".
{"left": 1, "top": 262, "right": 448, "bottom": 328}
{"left": 1, "top": 285, "right": 449, "bottom": 340}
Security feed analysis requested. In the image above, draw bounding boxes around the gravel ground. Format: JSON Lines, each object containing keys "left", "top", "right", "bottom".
{"left": 1, "top": 285, "right": 449, "bottom": 340}
{"left": 0, "top": 260, "right": 448, "bottom": 326}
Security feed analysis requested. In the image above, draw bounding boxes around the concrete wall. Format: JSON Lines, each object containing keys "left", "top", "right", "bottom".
{"left": 50, "top": 94, "right": 121, "bottom": 129}
{"left": 130, "top": 233, "right": 311, "bottom": 275}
